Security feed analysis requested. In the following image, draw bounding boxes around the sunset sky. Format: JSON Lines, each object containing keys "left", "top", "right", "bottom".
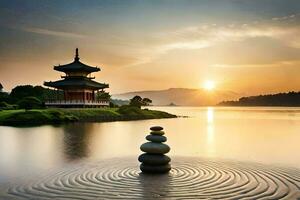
{"left": 0, "top": 0, "right": 300, "bottom": 95}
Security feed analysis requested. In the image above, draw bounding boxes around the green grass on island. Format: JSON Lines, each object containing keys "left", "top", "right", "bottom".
{"left": 0, "top": 106, "right": 176, "bottom": 126}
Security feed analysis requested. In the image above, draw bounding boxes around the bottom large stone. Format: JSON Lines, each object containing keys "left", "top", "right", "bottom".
{"left": 140, "top": 163, "right": 171, "bottom": 174}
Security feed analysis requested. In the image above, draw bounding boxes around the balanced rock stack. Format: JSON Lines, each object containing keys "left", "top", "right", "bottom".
{"left": 138, "top": 126, "right": 171, "bottom": 173}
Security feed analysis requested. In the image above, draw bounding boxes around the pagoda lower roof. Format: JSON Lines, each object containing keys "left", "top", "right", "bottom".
{"left": 44, "top": 77, "right": 108, "bottom": 90}
{"left": 54, "top": 60, "right": 100, "bottom": 73}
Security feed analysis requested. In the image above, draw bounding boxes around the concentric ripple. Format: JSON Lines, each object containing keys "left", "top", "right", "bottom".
{"left": 3, "top": 157, "right": 300, "bottom": 199}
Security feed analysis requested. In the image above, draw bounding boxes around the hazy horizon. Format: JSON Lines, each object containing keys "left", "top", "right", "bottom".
{"left": 1, "top": 0, "right": 300, "bottom": 96}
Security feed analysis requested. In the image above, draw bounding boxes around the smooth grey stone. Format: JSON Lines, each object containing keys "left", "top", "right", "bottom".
{"left": 146, "top": 135, "right": 167, "bottom": 143}
{"left": 138, "top": 153, "right": 171, "bottom": 165}
{"left": 140, "top": 142, "right": 170, "bottom": 154}
{"left": 150, "top": 131, "right": 165, "bottom": 136}
{"left": 150, "top": 126, "right": 163, "bottom": 131}
{"left": 140, "top": 163, "right": 171, "bottom": 173}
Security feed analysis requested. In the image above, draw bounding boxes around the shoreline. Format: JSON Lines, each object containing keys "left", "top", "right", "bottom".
{"left": 0, "top": 107, "right": 176, "bottom": 127}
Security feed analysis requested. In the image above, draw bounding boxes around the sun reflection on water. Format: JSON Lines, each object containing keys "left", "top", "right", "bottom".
{"left": 206, "top": 107, "right": 215, "bottom": 156}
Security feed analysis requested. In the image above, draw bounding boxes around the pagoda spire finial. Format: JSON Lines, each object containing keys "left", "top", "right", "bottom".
{"left": 75, "top": 48, "right": 80, "bottom": 61}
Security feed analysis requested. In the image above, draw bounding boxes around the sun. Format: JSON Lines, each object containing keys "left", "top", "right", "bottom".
{"left": 203, "top": 80, "right": 215, "bottom": 91}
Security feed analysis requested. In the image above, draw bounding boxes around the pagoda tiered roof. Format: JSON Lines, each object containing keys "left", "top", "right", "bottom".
{"left": 44, "top": 77, "right": 108, "bottom": 90}
{"left": 54, "top": 61, "right": 100, "bottom": 73}
{"left": 54, "top": 48, "right": 100, "bottom": 73}
{"left": 44, "top": 48, "right": 109, "bottom": 90}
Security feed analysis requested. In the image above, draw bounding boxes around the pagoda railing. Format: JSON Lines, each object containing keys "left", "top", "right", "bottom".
{"left": 45, "top": 100, "right": 109, "bottom": 106}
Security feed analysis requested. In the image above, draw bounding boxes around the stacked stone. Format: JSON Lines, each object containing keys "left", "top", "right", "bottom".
{"left": 138, "top": 126, "right": 171, "bottom": 173}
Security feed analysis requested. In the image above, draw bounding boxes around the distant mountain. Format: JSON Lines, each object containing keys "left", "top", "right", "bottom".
{"left": 112, "top": 88, "right": 243, "bottom": 106}
{"left": 218, "top": 91, "right": 300, "bottom": 106}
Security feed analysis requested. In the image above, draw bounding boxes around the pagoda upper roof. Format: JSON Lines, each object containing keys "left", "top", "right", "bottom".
{"left": 54, "top": 48, "right": 100, "bottom": 73}
{"left": 44, "top": 77, "right": 109, "bottom": 90}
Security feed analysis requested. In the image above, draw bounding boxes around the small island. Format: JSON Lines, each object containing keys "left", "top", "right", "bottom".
{"left": 0, "top": 86, "right": 176, "bottom": 126}
{"left": 0, "top": 90, "right": 176, "bottom": 126}
{"left": 0, "top": 49, "right": 176, "bottom": 126}
{"left": 0, "top": 107, "right": 176, "bottom": 126}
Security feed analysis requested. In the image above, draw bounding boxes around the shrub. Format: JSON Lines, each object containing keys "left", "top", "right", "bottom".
{"left": 96, "top": 92, "right": 111, "bottom": 101}
{"left": 10, "top": 85, "right": 43, "bottom": 101}
{"left": 0, "top": 92, "right": 11, "bottom": 103}
{"left": 109, "top": 101, "right": 119, "bottom": 108}
{"left": 0, "top": 101, "right": 9, "bottom": 108}
{"left": 129, "top": 96, "right": 152, "bottom": 108}
{"left": 0, "top": 101, "right": 18, "bottom": 110}
{"left": 117, "top": 105, "right": 143, "bottom": 115}
{"left": 17, "top": 96, "right": 44, "bottom": 110}
{"left": 0, "top": 110, "right": 78, "bottom": 126}
{"left": 9, "top": 85, "right": 63, "bottom": 103}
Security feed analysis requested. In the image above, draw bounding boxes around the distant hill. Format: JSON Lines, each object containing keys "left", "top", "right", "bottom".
{"left": 111, "top": 99, "right": 129, "bottom": 106}
{"left": 218, "top": 92, "right": 300, "bottom": 106}
{"left": 113, "top": 88, "right": 242, "bottom": 106}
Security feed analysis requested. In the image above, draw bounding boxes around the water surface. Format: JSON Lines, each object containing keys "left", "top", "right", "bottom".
{"left": 1, "top": 106, "right": 300, "bottom": 182}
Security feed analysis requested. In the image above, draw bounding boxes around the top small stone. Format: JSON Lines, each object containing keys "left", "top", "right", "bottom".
{"left": 150, "top": 126, "right": 163, "bottom": 131}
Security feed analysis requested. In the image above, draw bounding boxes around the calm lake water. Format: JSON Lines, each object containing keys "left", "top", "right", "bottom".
{"left": 1, "top": 106, "right": 300, "bottom": 183}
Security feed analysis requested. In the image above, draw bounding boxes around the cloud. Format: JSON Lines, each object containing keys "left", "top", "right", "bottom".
{"left": 158, "top": 22, "right": 300, "bottom": 51}
{"left": 159, "top": 40, "right": 211, "bottom": 51}
{"left": 166, "top": 12, "right": 298, "bottom": 43}
{"left": 15, "top": 12, "right": 296, "bottom": 69}
{"left": 212, "top": 60, "right": 300, "bottom": 68}
{"left": 272, "top": 13, "right": 299, "bottom": 21}
{"left": 21, "top": 27, "right": 85, "bottom": 39}
{"left": 119, "top": 13, "right": 299, "bottom": 67}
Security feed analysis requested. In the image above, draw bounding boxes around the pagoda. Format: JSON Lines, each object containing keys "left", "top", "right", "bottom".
{"left": 44, "top": 48, "right": 109, "bottom": 107}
